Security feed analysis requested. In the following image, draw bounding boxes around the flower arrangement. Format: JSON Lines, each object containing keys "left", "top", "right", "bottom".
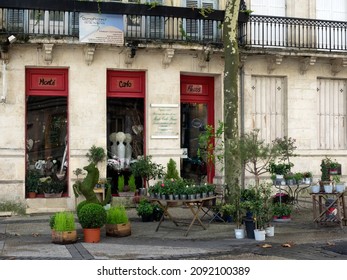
{"left": 107, "top": 158, "right": 121, "bottom": 170}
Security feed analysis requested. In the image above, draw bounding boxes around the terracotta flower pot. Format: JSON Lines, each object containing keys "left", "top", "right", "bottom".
{"left": 83, "top": 228, "right": 101, "bottom": 243}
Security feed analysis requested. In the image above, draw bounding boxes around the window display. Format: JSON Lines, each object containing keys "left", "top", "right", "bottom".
{"left": 26, "top": 96, "right": 68, "bottom": 196}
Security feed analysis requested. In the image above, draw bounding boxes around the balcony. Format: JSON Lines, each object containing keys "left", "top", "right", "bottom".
{"left": 1, "top": 1, "right": 346, "bottom": 55}
{"left": 0, "top": 0, "right": 228, "bottom": 48}
{"left": 241, "top": 14, "right": 347, "bottom": 53}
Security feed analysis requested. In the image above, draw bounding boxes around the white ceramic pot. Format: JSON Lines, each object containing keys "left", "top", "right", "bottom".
{"left": 254, "top": 229, "right": 266, "bottom": 241}
{"left": 324, "top": 185, "right": 333, "bottom": 193}
{"left": 234, "top": 228, "right": 245, "bottom": 239}
{"left": 335, "top": 184, "right": 345, "bottom": 193}
{"left": 311, "top": 185, "right": 320, "bottom": 193}
{"left": 265, "top": 226, "right": 275, "bottom": 237}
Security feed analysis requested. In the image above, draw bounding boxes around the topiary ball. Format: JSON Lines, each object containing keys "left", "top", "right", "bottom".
{"left": 78, "top": 203, "right": 106, "bottom": 229}
{"left": 76, "top": 200, "right": 90, "bottom": 219}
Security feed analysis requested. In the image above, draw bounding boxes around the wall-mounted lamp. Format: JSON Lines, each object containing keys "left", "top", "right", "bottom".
{"left": 1, "top": 35, "right": 17, "bottom": 62}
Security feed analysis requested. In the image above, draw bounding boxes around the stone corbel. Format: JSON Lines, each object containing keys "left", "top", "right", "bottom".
{"left": 300, "top": 56, "right": 316, "bottom": 75}
{"left": 267, "top": 54, "right": 283, "bottom": 73}
{"left": 162, "top": 48, "right": 175, "bottom": 67}
{"left": 331, "top": 58, "right": 347, "bottom": 76}
{"left": 43, "top": 43, "right": 54, "bottom": 64}
{"left": 84, "top": 44, "right": 96, "bottom": 66}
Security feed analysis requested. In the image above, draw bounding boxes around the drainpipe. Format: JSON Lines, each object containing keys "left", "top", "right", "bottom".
{"left": 1, "top": 61, "right": 7, "bottom": 103}
{"left": 239, "top": 64, "right": 245, "bottom": 188}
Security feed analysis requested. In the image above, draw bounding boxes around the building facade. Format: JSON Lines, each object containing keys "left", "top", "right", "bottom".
{"left": 0, "top": 0, "right": 346, "bottom": 213}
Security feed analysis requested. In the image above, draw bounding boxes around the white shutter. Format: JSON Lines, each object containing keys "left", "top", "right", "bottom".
{"left": 317, "top": 79, "right": 347, "bottom": 150}
{"left": 251, "top": 76, "right": 286, "bottom": 143}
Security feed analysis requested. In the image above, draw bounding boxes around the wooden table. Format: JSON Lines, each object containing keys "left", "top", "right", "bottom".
{"left": 149, "top": 196, "right": 217, "bottom": 236}
{"left": 311, "top": 192, "right": 346, "bottom": 228}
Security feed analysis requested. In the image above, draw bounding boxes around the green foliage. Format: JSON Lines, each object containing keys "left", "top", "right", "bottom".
{"left": 165, "top": 158, "right": 180, "bottom": 180}
{"left": 273, "top": 203, "right": 292, "bottom": 217}
{"left": 52, "top": 212, "right": 76, "bottom": 232}
{"left": 239, "top": 129, "right": 280, "bottom": 187}
{"left": 136, "top": 199, "right": 154, "bottom": 217}
{"left": 42, "top": 179, "right": 65, "bottom": 194}
{"left": 268, "top": 162, "right": 292, "bottom": 176}
{"left": 76, "top": 200, "right": 89, "bottom": 219}
{"left": 128, "top": 174, "right": 137, "bottom": 192}
{"left": 86, "top": 145, "right": 106, "bottom": 165}
{"left": 130, "top": 155, "right": 165, "bottom": 188}
{"left": 198, "top": 6, "right": 214, "bottom": 18}
{"left": 320, "top": 157, "right": 340, "bottom": 181}
{"left": 0, "top": 201, "right": 26, "bottom": 215}
{"left": 73, "top": 168, "right": 85, "bottom": 179}
{"left": 198, "top": 121, "right": 224, "bottom": 181}
{"left": 26, "top": 169, "right": 40, "bottom": 193}
{"left": 106, "top": 205, "right": 129, "bottom": 224}
{"left": 118, "top": 175, "right": 125, "bottom": 192}
{"left": 272, "top": 136, "right": 297, "bottom": 168}
{"left": 78, "top": 203, "right": 107, "bottom": 229}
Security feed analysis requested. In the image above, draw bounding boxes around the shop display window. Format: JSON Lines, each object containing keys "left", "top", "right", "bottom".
{"left": 107, "top": 97, "right": 144, "bottom": 195}
{"left": 26, "top": 96, "right": 68, "bottom": 197}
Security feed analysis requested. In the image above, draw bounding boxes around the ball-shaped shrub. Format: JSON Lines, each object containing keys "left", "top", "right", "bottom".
{"left": 76, "top": 200, "right": 89, "bottom": 219}
{"left": 78, "top": 203, "right": 106, "bottom": 229}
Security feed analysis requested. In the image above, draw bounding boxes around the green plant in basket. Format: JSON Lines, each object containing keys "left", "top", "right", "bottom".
{"left": 106, "top": 205, "right": 129, "bottom": 224}
{"left": 51, "top": 212, "right": 76, "bottom": 231}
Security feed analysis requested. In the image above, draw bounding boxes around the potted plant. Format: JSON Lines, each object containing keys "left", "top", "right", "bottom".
{"left": 41, "top": 177, "right": 65, "bottom": 197}
{"left": 303, "top": 171, "right": 313, "bottom": 184}
{"left": 50, "top": 211, "right": 77, "bottom": 244}
{"left": 136, "top": 198, "right": 154, "bottom": 222}
{"left": 78, "top": 202, "right": 107, "bottom": 243}
{"left": 273, "top": 202, "right": 292, "bottom": 221}
{"left": 26, "top": 169, "right": 40, "bottom": 198}
{"left": 86, "top": 145, "right": 106, "bottom": 166}
{"left": 105, "top": 205, "right": 131, "bottom": 237}
{"left": 130, "top": 155, "right": 165, "bottom": 189}
{"left": 333, "top": 175, "right": 346, "bottom": 193}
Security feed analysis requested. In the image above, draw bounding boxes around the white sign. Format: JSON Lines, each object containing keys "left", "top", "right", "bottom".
{"left": 79, "top": 13, "right": 124, "bottom": 45}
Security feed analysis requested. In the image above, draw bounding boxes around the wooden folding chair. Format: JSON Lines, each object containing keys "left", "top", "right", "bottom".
{"left": 200, "top": 184, "right": 227, "bottom": 223}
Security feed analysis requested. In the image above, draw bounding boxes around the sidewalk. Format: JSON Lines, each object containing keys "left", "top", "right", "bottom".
{"left": 0, "top": 206, "right": 347, "bottom": 260}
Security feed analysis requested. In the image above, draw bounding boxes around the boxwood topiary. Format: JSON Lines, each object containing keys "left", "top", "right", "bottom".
{"left": 78, "top": 203, "right": 106, "bottom": 229}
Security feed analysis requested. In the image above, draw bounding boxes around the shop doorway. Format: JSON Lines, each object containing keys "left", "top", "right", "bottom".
{"left": 106, "top": 70, "right": 145, "bottom": 195}
{"left": 180, "top": 75, "right": 214, "bottom": 183}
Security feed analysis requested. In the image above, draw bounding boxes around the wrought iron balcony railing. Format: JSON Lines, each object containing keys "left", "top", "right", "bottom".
{"left": 0, "top": 1, "right": 228, "bottom": 47}
{"left": 242, "top": 14, "right": 347, "bottom": 52}
{"left": 1, "top": 1, "right": 347, "bottom": 53}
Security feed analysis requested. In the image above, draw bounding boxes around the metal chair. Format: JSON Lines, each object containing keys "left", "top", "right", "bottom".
{"left": 201, "top": 184, "right": 227, "bottom": 223}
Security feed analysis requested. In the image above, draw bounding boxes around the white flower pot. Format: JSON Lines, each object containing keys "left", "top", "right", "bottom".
{"left": 336, "top": 184, "right": 345, "bottom": 193}
{"left": 234, "top": 228, "right": 245, "bottom": 239}
{"left": 324, "top": 185, "right": 333, "bottom": 193}
{"left": 265, "top": 226, "right": 275, "bottom": 237}
{"left": 311, "top": 185, "right": 320, "bottom": 193}
{"left": 254, "top": 229, "right": 266, "bottom": 241}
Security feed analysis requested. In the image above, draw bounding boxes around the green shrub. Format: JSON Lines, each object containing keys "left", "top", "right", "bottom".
{"left": 76, "top": 200, "right": 89, "bottom": 219}
{"left": 78, "top": 203, "right": 106, "bottom": 229}
{"left": 118, "top": 175, "right": 125, "bottom": 192}
{"left": 128, "top": 174, "right": 136, "bottom": 192}
{"left": 106, "top": 205, "right": 129, "bottom": 224}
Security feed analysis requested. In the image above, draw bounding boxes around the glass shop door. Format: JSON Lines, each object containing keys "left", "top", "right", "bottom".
{"left": 180, "top": 75, "right": 214, "bottom": 183}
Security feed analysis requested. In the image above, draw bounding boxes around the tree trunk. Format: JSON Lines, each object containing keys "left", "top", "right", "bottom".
{"left": 223, "top": 0, "right": 242, "bottom": 202}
